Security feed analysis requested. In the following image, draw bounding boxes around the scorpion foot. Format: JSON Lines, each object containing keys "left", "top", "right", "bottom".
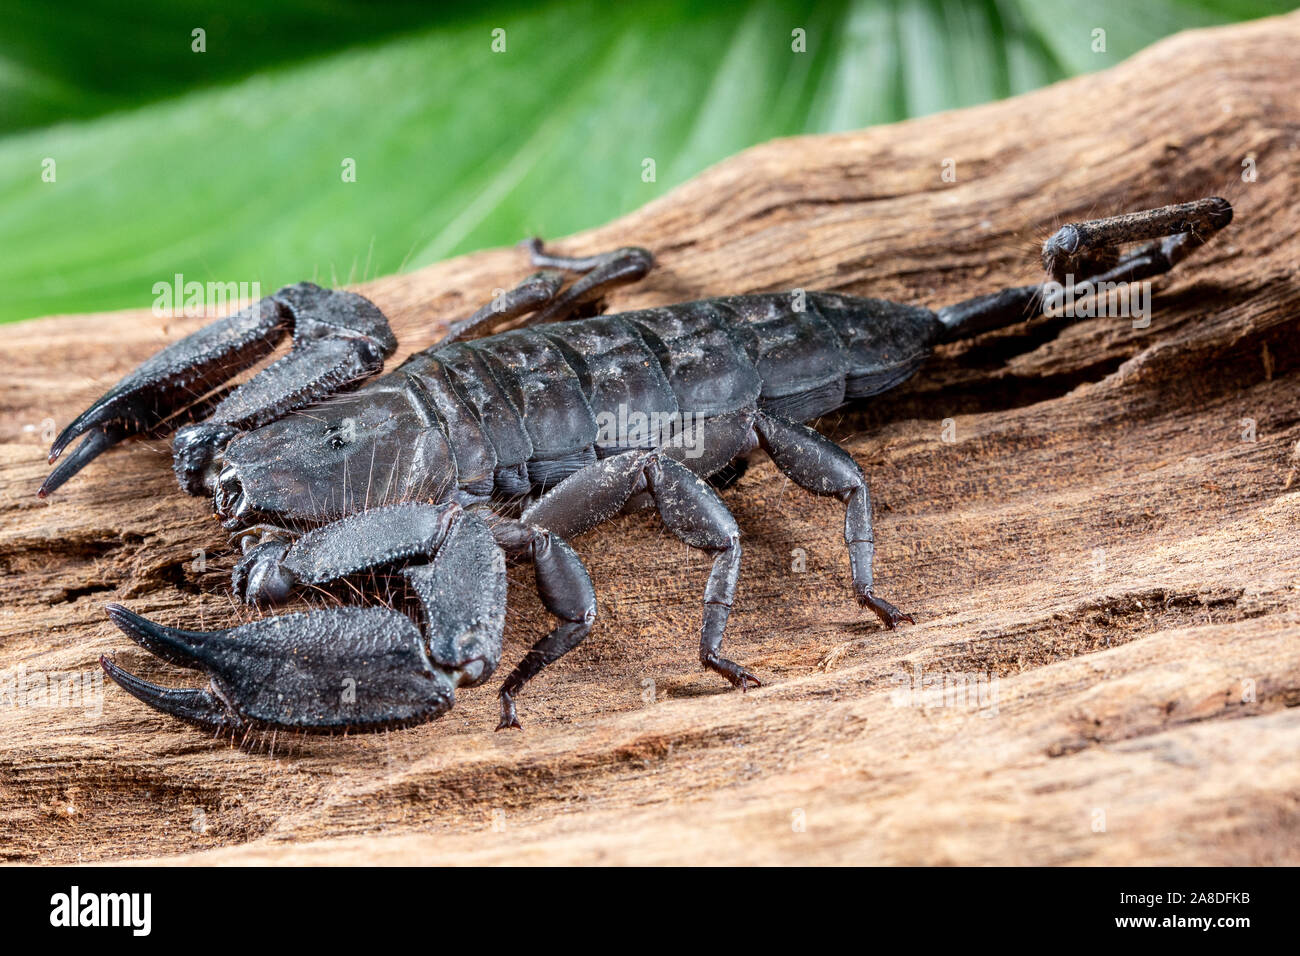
{"left": 703, "top": 652, "right": 762, "bottom": 691}
{"left": 496, "top": 692, "right": 523, "bottom": 732}
{"left": 100, "top": 602, "right": 457, "bottom": 733}
{"left": 860, "top": 593, "right": 915, "bottom": 629}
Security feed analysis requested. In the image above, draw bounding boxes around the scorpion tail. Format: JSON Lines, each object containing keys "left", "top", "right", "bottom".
{"left": 936, "top": 197, "right": 1233, "bottom": 343}
{"left": 935, "top": 284, "right": 1042, "bottom": 343}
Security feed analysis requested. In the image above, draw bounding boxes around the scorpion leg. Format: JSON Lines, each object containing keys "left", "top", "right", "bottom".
{"left": 754, "top": 410, "right": 913, "bottom": 629}
{"left": 101, "top": 503, "right": 507, "bottom": 734}
{"left": 432, "top": 270, "right": 565, "bottom": 346}
{"left": 488, "top": 518, "right": 597, "bottom": 730}
{"left": 523, "top": 447, "right": 757, "bottom": 690}
{"left": 522, "top": 239, "right": 654, "bottom": 325}
{"left": 433, "top": 237, "right": 653, "bottom": 344}
{"left": 41, "top": 282, "right": 395, "bottom": 496}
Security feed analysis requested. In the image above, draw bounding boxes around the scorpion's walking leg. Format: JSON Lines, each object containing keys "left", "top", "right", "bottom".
{"left": 753, "top": 410, "right": 913, "bottom": 629}
{"left": 524, "top": 448, "right": 756, "bottom": 689}
{"left": 433, "top": 240, "right": 654, "bottom": 344}
{"left": 522, "top": 239, "right": 654, "bottom": 325}
{"left": 488, "top": 518, "right": 597, "bottom": 730}
{"left": 433, "top": 270, "right": 566, "bottom": 346}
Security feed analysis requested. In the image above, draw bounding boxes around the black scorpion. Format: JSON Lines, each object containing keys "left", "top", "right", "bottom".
{"left": 39, "top": 198, "right": 1233, "bottom": 735}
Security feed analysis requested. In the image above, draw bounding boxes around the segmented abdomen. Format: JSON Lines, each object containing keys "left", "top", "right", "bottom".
{"left": 395, "top": 292, "right": 942, "bottom": 497}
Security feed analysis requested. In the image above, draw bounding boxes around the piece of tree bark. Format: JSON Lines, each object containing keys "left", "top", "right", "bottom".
{"left": 1, "top": 12, "right": 1298, "bottom": 865}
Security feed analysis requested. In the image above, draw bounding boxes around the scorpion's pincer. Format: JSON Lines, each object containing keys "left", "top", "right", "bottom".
{"left": 100, "top": 602, "right": 458, "bottom": 734}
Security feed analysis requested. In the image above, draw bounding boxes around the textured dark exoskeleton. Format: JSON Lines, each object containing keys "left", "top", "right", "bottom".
{"left": 41, "top": 198, "right": 1233, "bottom": 736}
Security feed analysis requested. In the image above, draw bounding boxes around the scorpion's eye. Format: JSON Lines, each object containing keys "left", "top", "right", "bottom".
{"left": 323, "top": 423, "right": 349, "bottom": 450}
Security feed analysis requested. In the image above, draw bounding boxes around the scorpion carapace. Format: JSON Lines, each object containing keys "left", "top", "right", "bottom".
{"left": 41, "top": 197, "right": 1233, "bottom": 736}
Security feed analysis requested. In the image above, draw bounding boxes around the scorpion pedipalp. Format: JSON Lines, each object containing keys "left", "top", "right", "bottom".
{"left": 40, "top": 282, "right": 396, "bottom": 497}
{"left": 39, "top": 296, "right": 285, "bottom": 497}
{"left": 102, "top": 504, "right": 508, "bottom": 733}
{"left": 99, "top": 655, "right": 235, "bottom": 731}
{"left": 101, "top": 603, "right": 458, "bottom": 733}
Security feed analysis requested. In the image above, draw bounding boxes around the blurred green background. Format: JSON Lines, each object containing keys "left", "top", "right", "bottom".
{"left": 1, "top": 0, "right": 1291, "bottom": 323}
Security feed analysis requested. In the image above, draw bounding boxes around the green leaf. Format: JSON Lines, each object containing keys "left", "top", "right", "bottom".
{"left": 0, "top": 0, "right": 1288, "bottom": 323}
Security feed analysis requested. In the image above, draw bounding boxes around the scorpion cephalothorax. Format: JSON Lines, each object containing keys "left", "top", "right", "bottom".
{"left": 41, "top": 198, "right": 1233, "bottom": 736}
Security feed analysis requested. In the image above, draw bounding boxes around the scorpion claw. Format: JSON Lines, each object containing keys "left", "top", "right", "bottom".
{"left": 38, "top": 425, "right": 127, "bottom": 497}
{"left": 41, "top": 299, "right": 286, "bottom": 493}
{"left": 99, "top": 655, "right": 233, "bottom": 731}
{"left": 40, "top": 284, "right": 397, "bottom": 496}
{"left": 101, "top": 603, "right": 457, "bottom": 733}
{"left": 105, "top": 603, "right": 216, "bottom": 670}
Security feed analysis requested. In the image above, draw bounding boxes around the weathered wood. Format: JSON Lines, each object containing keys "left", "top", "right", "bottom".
{"left": 2, "top": 12, "right": 1298, "bottom": 865}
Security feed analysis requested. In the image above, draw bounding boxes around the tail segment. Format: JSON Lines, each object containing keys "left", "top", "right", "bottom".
{"left": 936, "top": 197, "right": 1232, "bottom": 343}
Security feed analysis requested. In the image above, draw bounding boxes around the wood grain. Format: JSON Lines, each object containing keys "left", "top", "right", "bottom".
{"left": 2, "top": 12, "right": 1298, "bottom": 865}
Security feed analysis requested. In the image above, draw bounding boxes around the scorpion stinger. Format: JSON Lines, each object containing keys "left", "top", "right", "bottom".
{"left": 39, "top": 282, "right": 396, "bottom": 497}
{"left": 936, "top": 197, "right": 1234, "bottom": 341}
